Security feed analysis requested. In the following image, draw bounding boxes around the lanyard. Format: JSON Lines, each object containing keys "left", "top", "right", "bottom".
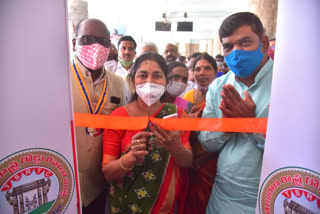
{"left": 71, "top": 59, "right": 107, "bottom": 114}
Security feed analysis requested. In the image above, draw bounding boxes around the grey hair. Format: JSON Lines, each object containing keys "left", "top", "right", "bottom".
{"left": 137, "top": 42, "right": 159, "bottom": 56}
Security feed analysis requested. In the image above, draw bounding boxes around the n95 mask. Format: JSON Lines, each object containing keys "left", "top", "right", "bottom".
{"left": 135, "top": 83, "right": 165, "bottom": 106}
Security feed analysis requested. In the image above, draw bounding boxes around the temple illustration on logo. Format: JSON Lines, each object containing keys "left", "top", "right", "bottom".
{"left": 283, "top": 199, "right": 316, "bottom": 214}
{"left": 5, "top": 178, "right": 51, "bottom": 214}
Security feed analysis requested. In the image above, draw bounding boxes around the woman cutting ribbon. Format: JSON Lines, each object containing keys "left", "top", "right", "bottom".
{"left": 102, "top": 52, "right": 193, "bottom": 214}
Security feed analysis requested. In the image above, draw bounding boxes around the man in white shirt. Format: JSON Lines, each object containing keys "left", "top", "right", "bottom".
{"left": 105, "top": 35, "right": 136, "bottom": 77}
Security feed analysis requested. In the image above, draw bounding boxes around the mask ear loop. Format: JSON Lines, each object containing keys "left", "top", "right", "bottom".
{"left": 164, "top": 77, "right": 171, "bottom": 92}
{"left": 167, "top": 79, "right": 173, "bottom": 89}
{"left": 169, "top": 78, "right": 173, "bottom": 84}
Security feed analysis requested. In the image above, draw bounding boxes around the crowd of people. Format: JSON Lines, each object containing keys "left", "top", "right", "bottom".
{"left": 71, "top": 11, "right": 274, "bottom": 214}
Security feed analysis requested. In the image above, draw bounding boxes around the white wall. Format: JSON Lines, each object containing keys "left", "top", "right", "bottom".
{"left": 0, "top": 0, "right": 78, "bottom": 213}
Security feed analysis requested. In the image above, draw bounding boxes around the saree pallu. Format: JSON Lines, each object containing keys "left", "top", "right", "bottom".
{"left": 184, "top": 138, "right": 218, "bottom": 214}
{"left": 103, "top": 103, "right": 190, "bottom": 214}
{"left": 184, "top": 100, "right": 219, "bottom": 214}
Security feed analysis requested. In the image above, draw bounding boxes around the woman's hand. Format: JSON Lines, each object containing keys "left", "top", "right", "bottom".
{"left": 150, "top": 123, "right": 193, "bottom": 168}
{"left": 188, "top": 105, "right": 202, "bottom": 118}
{"left": 149, "top": 123, "right": 183, "bottom": 153}
{"left": 127, "top": 131, "right": 153, "bottom": 162}
{"left": 103, "top": 131, "right": 153, "bottom": 182}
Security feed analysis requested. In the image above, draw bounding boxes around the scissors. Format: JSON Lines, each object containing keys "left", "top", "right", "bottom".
{"left": 146, "top": 107, "right": 151, "bottom": 148}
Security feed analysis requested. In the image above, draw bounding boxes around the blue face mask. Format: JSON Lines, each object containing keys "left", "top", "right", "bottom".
{"left": 225, "top": 41, "right": 264, "bottom": 78}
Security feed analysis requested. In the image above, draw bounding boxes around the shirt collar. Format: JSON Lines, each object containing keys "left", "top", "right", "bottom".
{"left": 254, "top": 58, "right": 273, "bottom": 83}
{"left": 117, "top": 61, "right": 134, "bottom": 73}
{"left": 234, "top": 58, "right": 273, "bottom": 84}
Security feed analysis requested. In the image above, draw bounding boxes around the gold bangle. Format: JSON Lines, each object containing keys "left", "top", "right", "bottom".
{"left": 119, "top": 155, "right": 133, "bottom": 171}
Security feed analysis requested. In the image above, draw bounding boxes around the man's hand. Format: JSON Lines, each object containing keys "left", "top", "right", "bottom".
{"left": 219, "top": 84, "right": 256, "bottom": 118}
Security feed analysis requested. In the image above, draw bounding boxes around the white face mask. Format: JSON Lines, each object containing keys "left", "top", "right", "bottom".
{"left": 166, "top": 81, "right": 187, "bottom": 97}
{"left": 135, "top": 83, "right": 165, "bottom": 106}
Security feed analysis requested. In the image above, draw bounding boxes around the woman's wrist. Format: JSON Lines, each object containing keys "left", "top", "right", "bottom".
{"left": 169, "top": 141, "right": 184, "bottom": 156}
{"left": 119, "top": 153, "right": 136, "bottom": 170}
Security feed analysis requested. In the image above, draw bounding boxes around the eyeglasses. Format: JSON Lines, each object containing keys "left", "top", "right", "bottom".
{"left": 75, "top": 35, "right": 111, "bottom": 48}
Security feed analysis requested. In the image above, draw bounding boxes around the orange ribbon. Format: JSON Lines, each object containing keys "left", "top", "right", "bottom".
{"left": 73, "top": 112, "right": 267, "bottom": 133}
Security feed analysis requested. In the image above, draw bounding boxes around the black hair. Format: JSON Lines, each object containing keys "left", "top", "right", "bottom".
{"left": 117, "top": 35, "right": 137, "bottom": 49}
{"left": 178, "top": 56, "right": 186, "bottom": 63}
{"left": 215, "top": 54, "right": 224, "bottom": 60}
{"left": 167, "top": 61, "right": 187, "bottom": 74}
{"left": 192, "top": 52, "right": 218, "bottom": 72}
{"left": 219, "top": 12, "right": 264, "bottom": 42}
{"left": 187, "top": 52, "right": 202, "bottom": 61}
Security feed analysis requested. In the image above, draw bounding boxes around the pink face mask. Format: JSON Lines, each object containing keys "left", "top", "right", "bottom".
{"left": 76, "top": 43, "right": 110, "bottom": 70}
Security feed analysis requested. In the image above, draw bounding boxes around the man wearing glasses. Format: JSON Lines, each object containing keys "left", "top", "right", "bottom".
{"left": 71, "top": 18, "right": 126, "bottom": 214}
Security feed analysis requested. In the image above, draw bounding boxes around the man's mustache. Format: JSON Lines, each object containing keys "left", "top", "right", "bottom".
{"left": 166, "top": 55, "right": 176, "bottom": 62}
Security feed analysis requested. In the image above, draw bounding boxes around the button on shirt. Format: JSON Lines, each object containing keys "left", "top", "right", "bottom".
{"left": 104, "top": 60, "right": 131, "bottom": 103}
{"left": 198, "top": 59, "right": 273, "bottom": 214}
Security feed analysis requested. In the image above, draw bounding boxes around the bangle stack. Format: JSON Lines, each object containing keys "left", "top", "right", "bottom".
{"left": 119, "top": 154, "right": 133, "bottom": 171}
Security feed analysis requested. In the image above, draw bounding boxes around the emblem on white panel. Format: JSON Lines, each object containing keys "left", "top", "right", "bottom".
{"left": 0, "top": 148, "right": 74, "bottom": 214}
{"left": 259, "top": 167, "right": 320, "bottom": 214}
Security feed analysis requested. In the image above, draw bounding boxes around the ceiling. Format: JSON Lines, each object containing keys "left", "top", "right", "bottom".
{"left": 86, "top": 0, "right": 249, "bottom": 36}
{"left": 80, "top": 0, "right": 250, "bottom": 53}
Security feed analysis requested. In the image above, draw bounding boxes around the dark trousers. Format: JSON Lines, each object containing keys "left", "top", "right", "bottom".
{"left": 82, "top": 191, "right": 107, "bottom": 214}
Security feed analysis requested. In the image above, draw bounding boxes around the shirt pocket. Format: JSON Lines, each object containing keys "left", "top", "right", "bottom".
{"left": 102, "top": 102, "right": 119, "bottom": 115}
